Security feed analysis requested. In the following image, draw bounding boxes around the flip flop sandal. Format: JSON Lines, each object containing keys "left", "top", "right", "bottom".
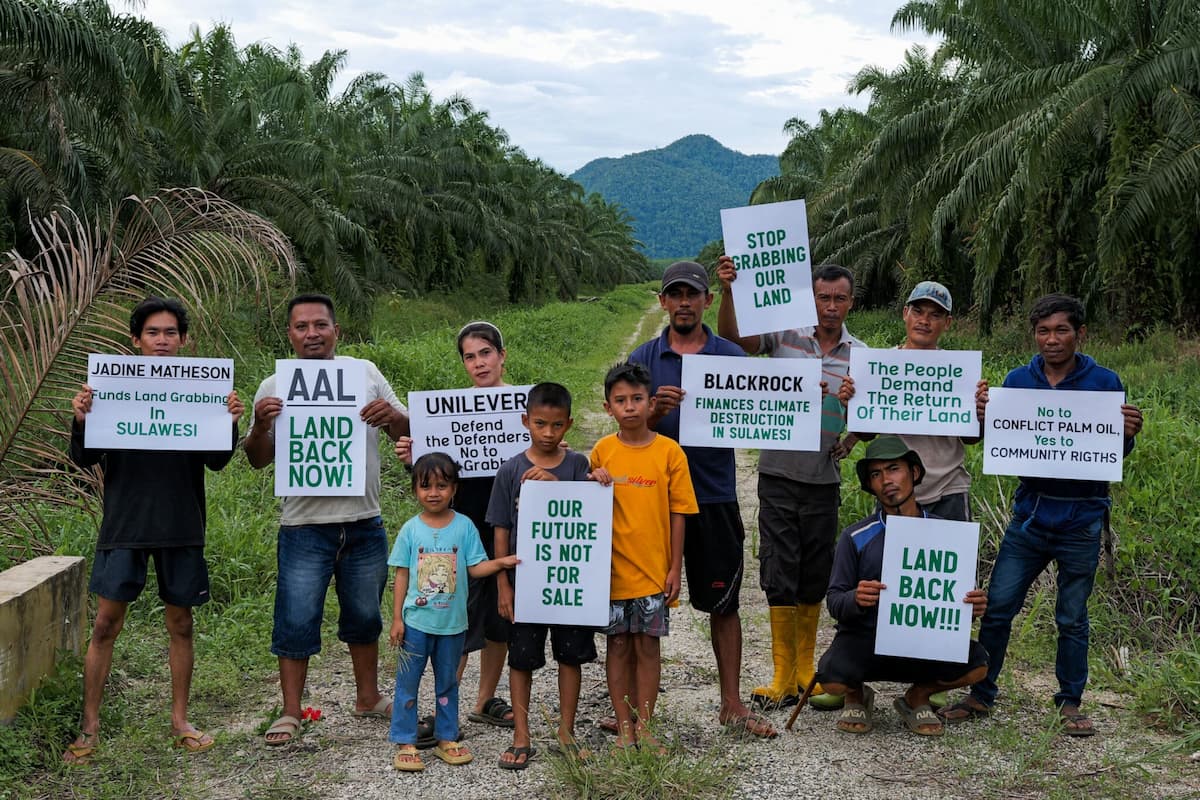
{"left": 63, "top": 733, "right": 98, "bottom": 765}
{"left": 393, "top": 745, "right": 425, "bottom": 772}
{"left": 172, "top": 729, "right": 215, "bottom": 753}
{"left": 1058, "top": 708, "right": 1096, "bottom": 737}
{"left": 721, "top": 712, "right": 779, "bottom": 739}
{"left": 836, "top": 686, "right": 874, "bottom": 734}
{"left": 433, "top": 741, "right": 474, "bottom": 765}
{"left": 264, "top": 715, "right": 302, "bottom": 747}
{"left": 415, "top": 715, "right": 436, "bottom": 749}
{"left": 497, "top": 745, "right": 537, "bottom": 770}
{"left": 352, "top": 698, "right": 393, "bottom": 719}
{"left": 468, "top": 697, "right": 515, "bottom": 728}
{"left": 937, "top": 699, "right": 990, "bottom": 724}
{"left": 893, "top": 697, "right": 944, "bottom": 736}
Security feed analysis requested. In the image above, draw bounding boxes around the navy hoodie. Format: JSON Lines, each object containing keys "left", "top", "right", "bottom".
{"left": 1001, "top": 353, "right": 1134, "bottom": 530}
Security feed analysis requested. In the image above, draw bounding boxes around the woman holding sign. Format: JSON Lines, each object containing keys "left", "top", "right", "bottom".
{"left": 395, "top": 321, "right": 516, "bottom": 729}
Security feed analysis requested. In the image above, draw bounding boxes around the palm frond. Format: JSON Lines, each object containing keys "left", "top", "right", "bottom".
{"left": 0, "top": 187, "right": 296, "bottom": 557}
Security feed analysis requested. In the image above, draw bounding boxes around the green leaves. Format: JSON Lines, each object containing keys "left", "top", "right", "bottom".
{"left": 0, "top": 188, "right": 296, "bottom": 557}
{"left": 758, "top": 0, "right": 1200, "bottom": 329}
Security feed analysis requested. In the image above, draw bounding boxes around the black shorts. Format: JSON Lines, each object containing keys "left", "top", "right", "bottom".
{"left": 507, "top": 622, "right": 597, "bottom": 671}
{"left": 684, "top": 502, "right": 745, "bottom": 614}
{"left": 817, "top": 629, "right": 988, "bottom": 687}
{"left": 757, "top": 475, "right": 840, "bottom": 606}
{"left": 464, "top": 573, "right": 511, "bottom": 653}
{"left": 89, "top": 546, "right": 210, "bottom": 607}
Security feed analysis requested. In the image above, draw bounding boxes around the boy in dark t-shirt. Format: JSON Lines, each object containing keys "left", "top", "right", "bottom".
{"left": 488, "top": 383, "right": 595, "bottom": 768}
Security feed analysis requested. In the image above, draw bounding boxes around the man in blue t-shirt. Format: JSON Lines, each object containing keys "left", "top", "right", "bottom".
{"left": 939, "top": 294, "right": 1144, "bottom": 736}
{"left": 628, "top": 260, "right": 777, "bottom": 739}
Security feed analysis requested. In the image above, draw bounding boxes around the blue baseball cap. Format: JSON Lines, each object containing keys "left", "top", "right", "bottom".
{"left": 906, "top": 281, "right": 952, "bottom": 312}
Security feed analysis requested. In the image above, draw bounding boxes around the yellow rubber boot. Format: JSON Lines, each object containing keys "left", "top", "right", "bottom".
{"left": 796, "top": 602, "right": 844, "bottom": 710}
{"left": 750, "top": 606, "right": 799, "bottom": 709}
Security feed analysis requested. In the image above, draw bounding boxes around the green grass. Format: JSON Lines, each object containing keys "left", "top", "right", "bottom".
{"left": 4, "top": 287, "right": 1199, "bottom": 798}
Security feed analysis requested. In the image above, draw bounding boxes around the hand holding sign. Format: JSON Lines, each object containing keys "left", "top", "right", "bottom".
{"left": 719, "top": 199, "right": 817, "bottom": 336}
{"left": 875, "top": 516, "right": 980, "bottom": 664}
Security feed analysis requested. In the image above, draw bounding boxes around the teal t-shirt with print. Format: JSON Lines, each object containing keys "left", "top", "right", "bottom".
{"left": 388, "top": 511, "right": 486, "bottom": 635}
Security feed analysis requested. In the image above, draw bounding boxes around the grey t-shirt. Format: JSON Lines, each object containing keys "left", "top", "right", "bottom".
{"left": 252, "top": 355, "right": 405, "bottom": 526}
{"left": 757, "top": 325, "right": 864, "bottom": 484}
{"left": 486, "top": 449, "right": 591, "bottom": 557}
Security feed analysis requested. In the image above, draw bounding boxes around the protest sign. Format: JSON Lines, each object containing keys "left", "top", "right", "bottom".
{"left": 408, "top": 385, "right": 532, "bottom": 477}
{"left": 875, "top": 515, "right": 980, "bottom": 663}
{"left": 513, "top": 481, "right": 613, "bottom": 627}
{"left": 678, "top": 354, "right": 823, "bottom": 451}
{"left": 274, "top": 359, "right": 367, "bottom": 496}
{"left": 719, "top": 199, "right": 817, "bottom": 336}
{"left": 847, "top": 348, "right": 981, "bottom": 437}
{"left": 982, "top": 388, "right": 1125, "bottom": 481}
{"left": 84, "top": 354, "right": 234, "bottom": 451}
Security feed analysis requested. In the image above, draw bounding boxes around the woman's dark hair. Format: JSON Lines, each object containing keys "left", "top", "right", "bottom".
{"left": 411, "top": 452, "right": 460, "bottom": 490}
{"left": 456, "top": 321, "right": 504, "bottom": 357}
{"left": 130, "top": 297, "right": 189, "bottom": 337}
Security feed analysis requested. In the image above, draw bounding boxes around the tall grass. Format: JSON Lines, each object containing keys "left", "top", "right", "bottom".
{"left": 841, "top": 308, "right": 1200, "bottom": 729}
{"left": 0, "top": 285, "right": 656, "bottom": 796}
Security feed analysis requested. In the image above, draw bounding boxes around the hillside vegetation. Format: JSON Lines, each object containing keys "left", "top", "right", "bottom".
{"left": 571, "top": 135, "right": 777, "bottom": 259}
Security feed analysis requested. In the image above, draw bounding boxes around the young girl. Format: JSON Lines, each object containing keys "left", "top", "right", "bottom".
{"left": 388, "top": 453, "right": 519, "bottom": 772}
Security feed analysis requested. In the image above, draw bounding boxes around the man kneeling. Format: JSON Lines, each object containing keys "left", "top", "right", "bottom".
{"left": 817, "top": 436, "right": 988, "bottom": 736}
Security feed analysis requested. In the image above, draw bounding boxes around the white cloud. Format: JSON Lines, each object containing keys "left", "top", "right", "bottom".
{"left": 137, "top": 0, "right": 936, "bottom": 172}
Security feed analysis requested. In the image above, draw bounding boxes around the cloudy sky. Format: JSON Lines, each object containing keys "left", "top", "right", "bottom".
{"left": 140, "top": 0, "right": 935, "bottom": 174}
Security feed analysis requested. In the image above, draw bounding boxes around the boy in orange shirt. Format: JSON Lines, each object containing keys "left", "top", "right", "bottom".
{"left": 590, "top": 362, "right": 698, "bottom": 749}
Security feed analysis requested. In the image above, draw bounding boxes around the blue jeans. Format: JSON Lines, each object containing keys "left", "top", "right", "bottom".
{"left": 271, "top": 516, "right": 389, "bottom": 659}
{"left": 389, "top": 627, "right": 464, "bottom": 744}
{"left": 971, "top": 513, "right": 1103, "bottom": 708}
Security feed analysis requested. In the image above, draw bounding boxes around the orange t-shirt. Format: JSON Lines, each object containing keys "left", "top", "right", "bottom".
{"left": 590, "top": 432, "right": 698, "bottom": 600}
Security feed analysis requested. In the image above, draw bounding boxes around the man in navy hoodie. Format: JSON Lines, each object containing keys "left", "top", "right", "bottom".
{"left": 938, "top": 294, "right": 1144, "bottom": 735}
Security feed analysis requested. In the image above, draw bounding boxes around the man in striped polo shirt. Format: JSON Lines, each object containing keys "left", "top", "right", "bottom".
{"left": 716, "top": 255, "right": 863, "bottom": 711}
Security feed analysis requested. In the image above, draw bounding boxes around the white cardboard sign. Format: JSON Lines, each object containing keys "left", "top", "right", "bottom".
{"left": 719, "top": 199, "right": 817, "bottom": 336}
{"left": 84, "top": 354, "right": 234, "bottom": 451}
{"left": 982, "top": 388, "right": 1125, "bottom": 481}
{"left": 513, "top": 480, "right": 613, "bottom": 627}
{"left": 274, "top": 359, "right": 367, "bottom": 496}
{"left": 875, "top": 515, "right": 980, "bottom": 664}
{"left": 847, "top": 348, "right": 981, "bottom": 437}
{"left": 408, "top": 385, "right": 532, "bottom": 477}
{"left": 678, "top": 354, "right": 823, "bottom": 451}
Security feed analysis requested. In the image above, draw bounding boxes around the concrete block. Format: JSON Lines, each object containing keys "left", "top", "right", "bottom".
{"left": 0, "top": 556, "right": 87, "bottom": 724}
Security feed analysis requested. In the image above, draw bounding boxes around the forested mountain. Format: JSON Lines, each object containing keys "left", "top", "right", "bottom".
{"left": 571, "top": 135, "right": 777, "bottom": 259}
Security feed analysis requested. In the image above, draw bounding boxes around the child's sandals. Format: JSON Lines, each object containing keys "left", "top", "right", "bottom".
{"left": 393, "top": 744, "right": 425, "bottom": 772}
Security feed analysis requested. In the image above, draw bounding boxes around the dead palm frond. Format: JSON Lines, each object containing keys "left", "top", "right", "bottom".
{"left": 0, "top": 187, "right": 296, "bottom": 557}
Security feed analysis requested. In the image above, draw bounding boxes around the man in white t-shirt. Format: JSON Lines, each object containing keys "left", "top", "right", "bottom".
{"left": 245, "top": 293, "right": 409, "bottom": 746}
{"left": 839, "top": 281, "right": 979, "bottom": 521}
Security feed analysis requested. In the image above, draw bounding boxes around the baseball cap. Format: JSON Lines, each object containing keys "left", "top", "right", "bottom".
{"left": 661, "top": 261, "right": 710, "bottom": 294}
{"left": 906, "top": 281, "right": 952, "bottom": 312}
{"left": 855, "top": 435, "right": 925, "bottom": 493}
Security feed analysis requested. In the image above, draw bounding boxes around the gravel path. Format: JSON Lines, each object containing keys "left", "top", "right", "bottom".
{"left": 207, "top": 303, "right": 1198, "bottom": 800}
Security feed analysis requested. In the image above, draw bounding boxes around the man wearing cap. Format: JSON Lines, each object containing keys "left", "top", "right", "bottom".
{"left": 839, "top": 281, "right": 978, "bottom": 522}
{"left": 818, "top": 436, "right": 988, "bottom": 736}
{"left": 627, "top": 261, "right": 777, "bottom": 738}
{"left": 716, "top": 254, "right": 862, "bottom": 712}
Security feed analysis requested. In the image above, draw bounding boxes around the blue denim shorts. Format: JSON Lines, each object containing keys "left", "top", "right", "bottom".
{"left": 271, "top": 516, "right": 389, "bottom": 659}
